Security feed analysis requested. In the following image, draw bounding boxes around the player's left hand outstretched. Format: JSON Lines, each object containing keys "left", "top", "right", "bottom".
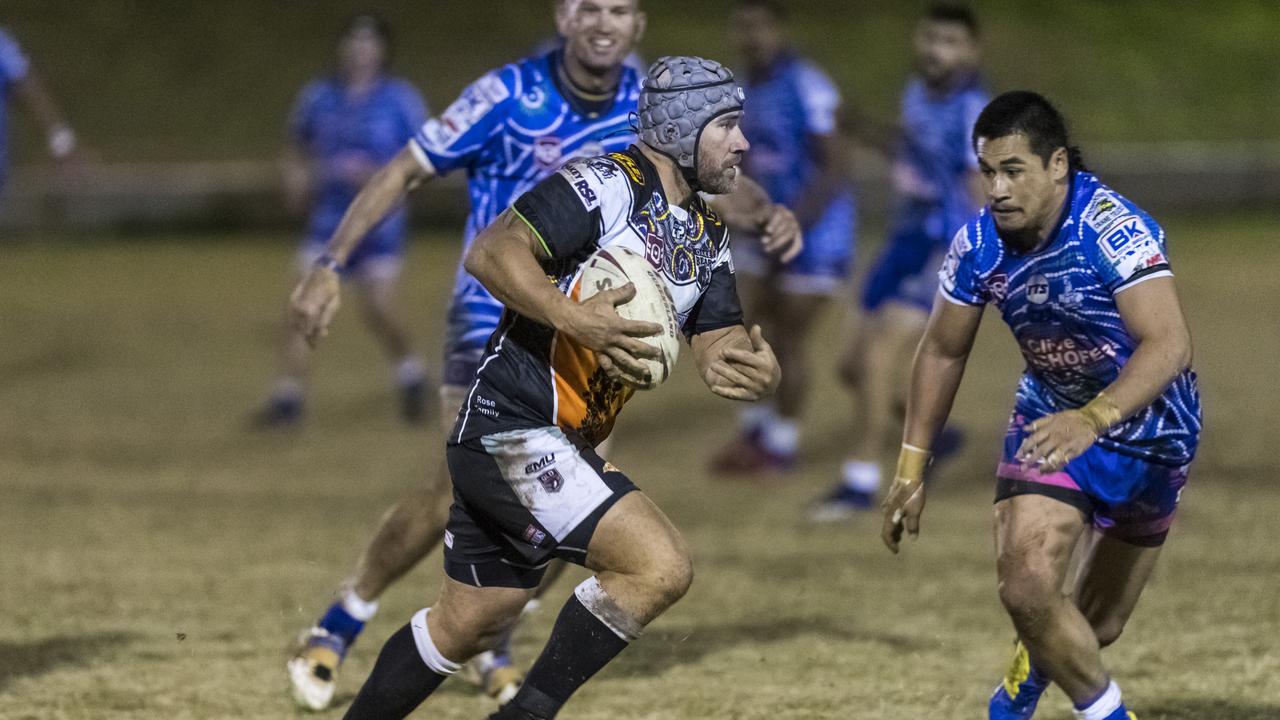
{"left": 290, "top": 266, "right": 342, "bottom": 347}
{"left": 881, "top": 444, "right": 930, "bottom": 553}
{"left": 759, "top": 203, "right": 803, "bottom": 263}
{"left": 707, "top": 325, "right": 781, "bottom": 401}
{"left": 1016, "top": 410, "right": 1099, "bottom": 473}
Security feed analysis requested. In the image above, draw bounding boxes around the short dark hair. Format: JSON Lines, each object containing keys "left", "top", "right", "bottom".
{"left": 972, "top": 91, "right": 1087, "bottom": 172}
{"left": 924, "top": 2, "right": 979, "bottom": 37}
{"left": 732, "top": 0, "right": 787, "bottom": 22}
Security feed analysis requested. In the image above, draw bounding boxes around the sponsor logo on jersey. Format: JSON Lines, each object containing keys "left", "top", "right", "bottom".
{"left": 525, "top": 453, "right": 555, "bottom": 475}
{"left": 609, "top": 152, "right": 645, "bottom": 184}
{"left": 534, "top": 136, "right": 562, "bottom": 169}
{"left": 1084, "top": 191, "right": 1127, "bottom": 232}
{"left": 475, "top": 74, "right": 511, "bottom": 105}
{"left": 1021, "top": 336, "right": 1117, "bottom": 372}
{"left": 1027, "top": 274, "right": 1050, "bottom": 304}
{"left": 536, "top": 468, "right": 565, "bottom": 493}
{"left": 586, "top": 157, "right": 618, "bottom": 181}
{"left": 560, "top": 163, "right": 600, "bottom": 210}
{"left": 1100, "top": 216, "right": 1152, "bottom": 260}
{"left": 985, "top": 272, "right": 1009, "bottom": 303}
{"left": 1058, "top": 277, "right": 1083, "bottom": 309}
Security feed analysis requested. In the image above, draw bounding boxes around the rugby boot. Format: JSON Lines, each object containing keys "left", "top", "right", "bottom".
{"left": 988, "top": 640, "right": 1049, "bottom": 720}
{"left": 251, "top": 394, "right": 302, "bottom": 429}
{"left": 287, "top": 627, "right": 349, "bottom": 711}
{"left": 805, "top": 482, "right": 876, "bottom": 523}
{"left": 708, "top": 428, "right": 793, "bottom": 475}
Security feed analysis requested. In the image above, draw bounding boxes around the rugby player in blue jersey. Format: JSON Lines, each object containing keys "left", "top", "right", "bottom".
{"left": 0, "top": 26, "right": 82, "bottom": 195}
{"left": 256, "top": 14, "right": 430, "bottom": 428}
{"left": 811, "top": 3, "right": 989, "bottom": 518}
{"left": 708, "top": 0, "right": 856, "bottom": 474}
{"left": 284, "top": 1, "right": 800, "bottom": 710}
{"left": 882, "top": 91, "right": 1201, "bottom": 720}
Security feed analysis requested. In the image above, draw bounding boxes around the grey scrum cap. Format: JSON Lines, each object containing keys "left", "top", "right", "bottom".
{"left": 637, "top": 56, "right": 745, "bottom": 178}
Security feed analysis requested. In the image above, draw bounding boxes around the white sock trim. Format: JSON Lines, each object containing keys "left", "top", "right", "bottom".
{"left": 573, "top": 577, "right": 642, "bottom": 642}
{"left": 1073, "top": 680, "right": 1122, "bottom": 720}
{"left": 395, "top": 357, "right": 426, "bottom": 386}
{"left": 760, "top": 417, "right": 799, "bottom": 456}
{"left": 340, "top": 589, "right": 379, "bottom": 622}
{"left": 841, "top": 460, "right": 881, "bottom": 493}
{"left": 409, "top": 608, "right": 462, "bottom": 676}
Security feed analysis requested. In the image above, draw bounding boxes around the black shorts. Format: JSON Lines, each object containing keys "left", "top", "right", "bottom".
{"left": 443, "top": 426, "right": 637, "bottom": 589}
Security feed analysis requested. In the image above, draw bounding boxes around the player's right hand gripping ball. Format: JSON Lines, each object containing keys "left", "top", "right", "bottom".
{"left": 578, "top": 247, "right": 681, "bottom": 389}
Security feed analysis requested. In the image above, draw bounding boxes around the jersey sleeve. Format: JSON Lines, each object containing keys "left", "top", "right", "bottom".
{"left": 511, "top": 157, "right": 632, "bottom": 260}
{"left": 287, "top": 80, "right": 324, "bottom": 145}
{"left": 1088, "top": 212, "right": 1173, "bottom": 294}
{"left": 683, "top": 262, "right": 743, "bottom": 338}
{"left": 795, "top": 61, "right": 840, "bottom": 136}
{"left": 938, "top": 223, "right": 988, "bottom": 306}
{"left": 410, "top": 67, "right": 514, "bottom": 174}
{"left": 0, "top": 29, "right": 29, "bottom": 84}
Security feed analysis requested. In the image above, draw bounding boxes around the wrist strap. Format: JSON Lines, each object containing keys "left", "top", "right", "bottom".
{"left": 314, "top": 252, "right": 343, "bottom": 273}
{"left": 1079, "top": 391, "right": 1122, "bottom": 435}
{"left": 896, "top": 443, "right": 931, "bottom": 484}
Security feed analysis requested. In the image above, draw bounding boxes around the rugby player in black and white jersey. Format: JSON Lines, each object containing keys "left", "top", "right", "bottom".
{"left": 327, "top": 56, "right": 782, "bottom": 720}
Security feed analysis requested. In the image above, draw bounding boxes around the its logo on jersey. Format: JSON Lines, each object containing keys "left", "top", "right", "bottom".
{"left": 609, "top": 152, "right": 645, "bottom": 185}
{"left": 536, "top": 468, "right": 564, "bottom": 493}
{"left": 1101, "top": 217, "right": 1150, "bottom": 260}
{"left": 985, "top": 273, "right": 1009, "bottom": 303}
{"left": 534, "top": 137, "right": 563, "bottom": 169}
{"left": 1027, "top": 274, "right": 1050, "bottom": 304}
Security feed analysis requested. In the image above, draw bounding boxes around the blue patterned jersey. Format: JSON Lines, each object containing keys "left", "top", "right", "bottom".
{"left": 739, "top": 53, "right": 843, "bottom": 207}
{"left": 410, "top": 51, "right": 641, "bottom": 370}
{"left": 896, "top": 75, "right": 989, "bottom": 240}
{"left": 290, "top": 75, "right": 427, "bottom": 246}
{"left": 939, "top": 171, "right": 1202, "bottom": 466}
{"left": 0, "top": 28, "right": 30, "bottom": 187}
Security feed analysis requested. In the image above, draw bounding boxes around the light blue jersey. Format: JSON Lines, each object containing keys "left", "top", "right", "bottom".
{"left": 409, "top": 50, "right": 642, "bottom": 384}
{"left": 0, "top": 28, "right": 30, "bottom": 190}
{"left": 736, "top": 53, "right": 855, "bottom": 294}
{"left": 940, "top": 171, "right": 1202, "bottom": 467}
{"left": 290, "top": 75, "right": 427, "bottom": 262}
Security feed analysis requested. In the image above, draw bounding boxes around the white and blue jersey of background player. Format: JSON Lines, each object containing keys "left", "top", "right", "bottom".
{"left": 734, "top": 53, "right": 855, "bottom": 294}
{"left": 940, "top": 171, "right": 1201, "bottom": 541}
{"left": 290, "top": 74, "right": 427, "bottom": 276}
{"left": 407, "top": 50, "right": 642, "bottom": 386}
{"left": 862, "top": 74, "right": 988, "bottom": 311}
{"left": 0, "top": 28, "right": 31, "bottom": 193}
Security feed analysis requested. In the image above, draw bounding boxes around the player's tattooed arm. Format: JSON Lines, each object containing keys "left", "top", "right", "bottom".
{"left": 289, "top": 146, "right": 434, "bottom": 346}
{"left": 1018, "top": 276, "right": 1192, "bottom": 472}
{"left": 464, "top": 209, "right": 662, "bottom": 383}
{"left": 691, "top": 324, "right": 780, "bottom": 402}
{"left": 707, "top": 176, "right": 804, "bottom": 263}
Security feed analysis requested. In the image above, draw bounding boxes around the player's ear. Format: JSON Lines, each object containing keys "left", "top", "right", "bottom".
{"left": 1050, "top": 146, "right": 1069, "bottom": 181}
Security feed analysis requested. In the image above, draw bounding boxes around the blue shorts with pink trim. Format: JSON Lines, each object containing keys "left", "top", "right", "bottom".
{"left": 996, "top": 413, "right": 1189, "bottom": 547}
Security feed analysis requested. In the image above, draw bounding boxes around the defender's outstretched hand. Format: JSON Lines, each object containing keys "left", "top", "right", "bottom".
{"left": 707, "top": 325, "right": 780, "bottom": 401}
{"left": 569, "top": 283, "right": 664, "bottom": 386}
{"left": 290, "top": 265, "right": 341, "bottom": 347}
{"left": 881, "top": 445, "right": 931, "bottom": 553}
{"left": 759, "top": 203, "right": 803, "bottom": 263}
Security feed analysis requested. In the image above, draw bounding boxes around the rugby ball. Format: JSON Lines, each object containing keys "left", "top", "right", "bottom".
{"left": 577, "top": 246, "right": 680, "bottom": 390}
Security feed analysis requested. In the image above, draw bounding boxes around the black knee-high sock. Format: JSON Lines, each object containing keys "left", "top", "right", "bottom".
{"left": 344, "top": 623, "right": 448, "bottom": 720}
{"left": 503, "top": 594, "right": 632, "bottom": 719}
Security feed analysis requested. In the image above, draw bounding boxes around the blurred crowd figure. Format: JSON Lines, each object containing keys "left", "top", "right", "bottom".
{"left": 0, "top": 26, "right": 82, "bottom": 196}
{"left": 708, "top": 0, "right": 857, "bottom": 476}
{"left": 255, "top": 14, "right": 430, "bottom": 428}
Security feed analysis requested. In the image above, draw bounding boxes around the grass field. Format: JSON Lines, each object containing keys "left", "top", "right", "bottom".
{"left": 1, "top": 215, "right": 1278, "bottom": 719}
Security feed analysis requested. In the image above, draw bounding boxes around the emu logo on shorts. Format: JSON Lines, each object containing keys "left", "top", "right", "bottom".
{"left": 537, "top": 468, "right": 565, "bottom": 493}
{"left": 525, "top": 454, "right": 555, "bottom": 475}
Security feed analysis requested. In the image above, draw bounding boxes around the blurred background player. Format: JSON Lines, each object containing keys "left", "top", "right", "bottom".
{"left": 708, "top": 0, "right": 855, "bottom": 474}
{"left": 0, "top": 26, "right": 82, "bottom": 195}
{"left": 809, "top": 2, "right": 988, "bottom": 519}
{"left": 882, "top": 91, "right": 1201, "bottom": 720}
{"left": 255, "top": 14, "right": 429, "bottom": 427}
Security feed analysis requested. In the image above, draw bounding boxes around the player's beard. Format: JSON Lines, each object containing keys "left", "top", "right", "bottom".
{"left": 696, "top": 153, "right": 741, "bottom": 195}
